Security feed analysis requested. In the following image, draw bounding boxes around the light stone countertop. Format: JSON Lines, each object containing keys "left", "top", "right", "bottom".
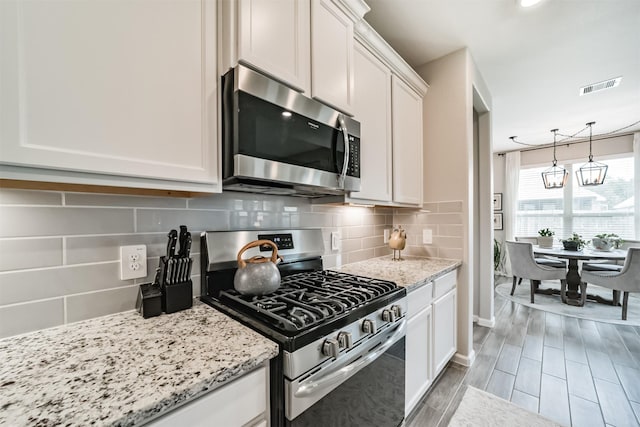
{"left": 0, "top": 302, "right": 278, "bottom": 427}
{"left": 335, "top": 256, "right": 462, "bottom": 292}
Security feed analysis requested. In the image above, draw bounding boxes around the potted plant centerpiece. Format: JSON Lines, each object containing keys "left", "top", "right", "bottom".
{"left": 592, "top": 233, "right": 623, "bottom": 251}
{"left": 537, "top": 228, "right": 555, "bottom": 248}
{"left": 562, "top": 233, "right": 586, "bottom": 251}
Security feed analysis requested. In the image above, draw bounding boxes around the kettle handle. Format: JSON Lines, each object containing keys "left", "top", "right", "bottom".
{"left": 237, "top": 240, "right": 280, "bottom": 268}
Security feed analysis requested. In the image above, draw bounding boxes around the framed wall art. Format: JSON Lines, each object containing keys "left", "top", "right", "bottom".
{"left": 493, "top": 193, "right": 503, "bottom": 211}
{"left": 493, "top": 213, "right": 503, "bottom": 230}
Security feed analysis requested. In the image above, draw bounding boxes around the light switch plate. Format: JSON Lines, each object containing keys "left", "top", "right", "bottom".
{"left": 331, "top": 231, "right": 341, "bottom": 251}
{"left": 120, "top": 245, "right": 147, "bottom": 280}
{"left": 422, "top": 229, "right": 433, "bottom": 244}
{"left": 383, "top": 229, "right": 391, "bottom": 243}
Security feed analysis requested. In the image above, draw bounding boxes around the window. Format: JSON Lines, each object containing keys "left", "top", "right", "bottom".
{"left": 516, "top": 156, "right": 635, "bottom": 240}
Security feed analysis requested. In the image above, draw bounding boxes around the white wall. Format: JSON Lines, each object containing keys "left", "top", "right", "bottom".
{"left": 417, "top": 48, "right": 493, "bottom": 366}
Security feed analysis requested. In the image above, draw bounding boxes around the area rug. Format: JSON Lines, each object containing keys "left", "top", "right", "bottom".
{"left": 495, "top": 280, "right": 640, "bottom": 326}
{"left": 448, "top": 386, "right": 563, "bottom": 427}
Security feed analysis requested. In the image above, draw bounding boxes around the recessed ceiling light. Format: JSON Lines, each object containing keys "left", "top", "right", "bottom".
{"left": 519, "top": 0, "right": 543, "bottom": 7}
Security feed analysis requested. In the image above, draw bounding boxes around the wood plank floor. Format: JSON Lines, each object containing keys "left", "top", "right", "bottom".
{"left": 407, "top": 294, "right": 640, "bottom": 427}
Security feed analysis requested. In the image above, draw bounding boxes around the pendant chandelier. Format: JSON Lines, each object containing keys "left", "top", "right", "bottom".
{"left": 541, "top": 128, "right": 568, "bottom": 189}
{"left": 576, "top": 121, "right": 608, "bottom": 186}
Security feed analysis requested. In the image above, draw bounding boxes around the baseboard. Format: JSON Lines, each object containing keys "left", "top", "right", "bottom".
{"left": 452, "top": 349, "right": 476, "bottom": 367}
{"left": 476, "top": 316, "right": 495, "bottom": 328}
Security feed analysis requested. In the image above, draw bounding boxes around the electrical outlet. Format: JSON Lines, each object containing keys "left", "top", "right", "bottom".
{"left": 383, "top": 229, "right": 391, "bottom": 243}
{"left": 331, "top": 231, "right": 341, "bottom": 251}
{"left": 120, "top": 245, "right": 147, "bottom": 280}
{"left": 422, "top": 229, "right": 433, "bottom": 245}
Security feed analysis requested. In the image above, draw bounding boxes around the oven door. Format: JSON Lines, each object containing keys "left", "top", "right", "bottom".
{"left": 285, "top": 321, "right": 406, "bottom": 427}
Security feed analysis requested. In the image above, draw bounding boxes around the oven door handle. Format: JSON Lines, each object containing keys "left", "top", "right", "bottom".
{"left": 294, "top": 319, "right": 406, "bottom": 398}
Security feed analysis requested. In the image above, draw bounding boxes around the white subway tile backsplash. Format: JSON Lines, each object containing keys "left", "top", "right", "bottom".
{"left": 0, "top": 207, "right": 134, "bottom": 237}
{"left": 136, "top": 209, "right": 230, "bottom": 233}
{"left": 341, "top": 239, "right": 362, "bottom": 253}
{"left": 0, "top": 238, "right": 62, "bottom": 271}
{"left": 438, "top": 201, "right": 463, "bottom": 213}
{"left": 423, "top": 213, "right": 463, "bottom": 225}
{"left": 0, "top": 262, "right": 134, "bottom": 306}
{"left": 346, "top": 248, "right": 375, "bottom": 264}
{"left": 438, "top": 225, "right": 463, "bottom": 237}
{"left": 65, "top": 193, "right": 187, "bottom": 208}
{"left": 0, "top": 189, "right": 62, "bottom": 205}
{"left": 346, "top": 225, "right": 374, "bottom": 239}
{"left": 435, "top": 236, "right": 463, "bottom": 248}
{"left": 0, "top": 190, "right": 399, "bottom": 336}
{"left": 438, "top": 247, "right": 463, "bottom": 259}
{"left": 0, "top": 298, "right": 64, "bottom": 338}
{"left": 66, "top": 285, "right": 138, "bottom": 323}
{"left": 66, "top": 233, "right": 167, "bottom": 264}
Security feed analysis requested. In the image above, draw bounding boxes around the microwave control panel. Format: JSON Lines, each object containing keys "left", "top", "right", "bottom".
{"left": 348, "top": 136, "right": 360, "bottom": 178}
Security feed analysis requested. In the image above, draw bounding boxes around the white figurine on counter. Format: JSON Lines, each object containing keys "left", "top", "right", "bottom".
{"left": 389, "top": 225, "right": 407, "bottom": 261}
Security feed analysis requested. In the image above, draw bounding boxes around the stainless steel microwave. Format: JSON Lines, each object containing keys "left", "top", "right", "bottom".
{"left": 221, "top": 65, "right": 361, "bottom": 197}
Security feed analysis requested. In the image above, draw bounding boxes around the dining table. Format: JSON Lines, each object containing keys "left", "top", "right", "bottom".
{"left": 533, "top": 245, "right": 627, "bottom": 306}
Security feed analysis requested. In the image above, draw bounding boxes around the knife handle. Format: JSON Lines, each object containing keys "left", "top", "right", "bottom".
{"left": 166, "top": 229, "right": 178, "bottom": 258}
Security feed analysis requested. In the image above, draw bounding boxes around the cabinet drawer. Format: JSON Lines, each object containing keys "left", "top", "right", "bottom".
{"left": 147, "top": 366, "right": 267, "bottom": 427}
{"left": 408, "top": 282, "right": 432, "bottom": 317}
{"left": 433, "top": 270, "right": 456, "bottom": 300}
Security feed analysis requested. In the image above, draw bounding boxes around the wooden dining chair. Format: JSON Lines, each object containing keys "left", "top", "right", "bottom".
{"left": 581, "top": 248, "right": 640, "bottom": 320}
{"left": 506, "top": 241, "right": 568, "bottom": 303}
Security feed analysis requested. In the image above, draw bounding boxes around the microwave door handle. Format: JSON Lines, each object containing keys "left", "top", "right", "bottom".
{"left": 337, "top": 114, "right": 349, "bottom": 189}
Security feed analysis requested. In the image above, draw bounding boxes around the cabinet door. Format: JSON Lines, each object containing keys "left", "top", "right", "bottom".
{"left": 147, "top": 366, "right": 268, "bottom": 427}
{"left": 405, "top": 305, "right": 432, "bottom": 417}
{"left": 349, "top": 43, "right": 392, "bottom": 202}
{"left": 237, "top": 0, "right": 310, "bottom": 93}
{"left": 392, "top": 76, "right": 423, "bottom": 205}
{"left": 0, "top": 0, "right": 218, "bottom": 190}
{"left": 310, "top": 0, "right": 354, "bottom": 115}
{"left": 432, "top": 289, "right": 457, "bottom": 376}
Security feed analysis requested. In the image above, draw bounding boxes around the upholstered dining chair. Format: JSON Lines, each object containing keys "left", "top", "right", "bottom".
{"left": 513, "top": 237, "right": 567, "bottom": 285}
{"left": 506, "top": 241, "right": 568, "bottom": 304}
{"left": 581, "top": 247, "right": 640, "bottom": 320}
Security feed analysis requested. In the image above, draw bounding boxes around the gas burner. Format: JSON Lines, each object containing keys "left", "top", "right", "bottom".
{"left": 219, "top": 270, "right": 399, "bottom": 333}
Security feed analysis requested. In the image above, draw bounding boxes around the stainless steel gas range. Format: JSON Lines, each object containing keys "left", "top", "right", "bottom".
{"left": 201, "top": 229, "right": 407, "bottom": 427}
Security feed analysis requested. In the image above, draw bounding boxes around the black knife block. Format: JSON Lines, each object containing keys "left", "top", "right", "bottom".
{"left": 159, "top": 256, "right": 193, "bottom": 314}
{"left": 136, "top": 283, "right": 162, "bottom": 318}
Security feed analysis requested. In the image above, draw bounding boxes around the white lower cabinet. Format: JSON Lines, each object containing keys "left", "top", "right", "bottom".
{"left": 432, "top": 288, "right": 457, "bottom": 377}
{"left": 147, "top": 365, "right": 269, "bottom": 427}
{"left": 405, "top": 269, "right": 457, "bottom": 417}
{"left": 405, "top": 282, "right": 432, "bottom": 417}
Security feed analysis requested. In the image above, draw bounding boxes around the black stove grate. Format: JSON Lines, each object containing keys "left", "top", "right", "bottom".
{"left": 219, "top": 270, "right": 397, "bottom": 333}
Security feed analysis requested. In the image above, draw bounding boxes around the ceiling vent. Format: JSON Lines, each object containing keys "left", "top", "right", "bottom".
{"left": 579, "top": 76, "right": 622, "bottom": 96}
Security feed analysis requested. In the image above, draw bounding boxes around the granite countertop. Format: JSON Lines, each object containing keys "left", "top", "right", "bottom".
{"left": 335, "top": 256, "right": 461, "bottom": 292}
{"left": 0, "top": 302, "right": 279, "bottom": 427}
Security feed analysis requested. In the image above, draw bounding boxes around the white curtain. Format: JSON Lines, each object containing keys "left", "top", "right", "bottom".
{"left": 504, "top": 151, "right": 521, "bottom": 275}
{"left": 634, "top": 132, "right": 640, "bottom": 240}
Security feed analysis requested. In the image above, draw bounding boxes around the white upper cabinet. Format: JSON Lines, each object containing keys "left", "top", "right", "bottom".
{"left": 310, "top": 0, "right": 355, "bottom": 115}
{"left": 392, "top": 76, "right": 423, "bottom": 205}
{"left": 349, "top": 42, "right": 392, "bottom": 202}
{"left": 0, "top": 0, "right": 219, "bottom": 192}
{"left": 222, "top": 0, "right": 311, "bottom": 93}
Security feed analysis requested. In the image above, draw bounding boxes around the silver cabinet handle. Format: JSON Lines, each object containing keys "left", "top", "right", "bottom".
{"left": 294, "top": 319, "right": 406, "bottom": 397}
{"left": 337, "top": 114, "right": 350, "bottom": 189}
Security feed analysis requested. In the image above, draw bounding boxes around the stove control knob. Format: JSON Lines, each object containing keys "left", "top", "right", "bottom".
{"left": 322, "top": 338, "right": 340, "bottom": 358}
{"left": 391, "top": 305, "right": 403, "bottom": 318}
{"left": 337, "top": 331, "right": 353, "bottom": 349}
{"left": 382, "top": 309, "right": 396, "bottom": 323}
{"left": 362, "top": 319, "right": 376, "bottom": 334}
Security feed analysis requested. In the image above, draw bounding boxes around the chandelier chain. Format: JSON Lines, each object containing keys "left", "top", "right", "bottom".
{"left": 509, "top": 119, "right": 640, "bottom": 147}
